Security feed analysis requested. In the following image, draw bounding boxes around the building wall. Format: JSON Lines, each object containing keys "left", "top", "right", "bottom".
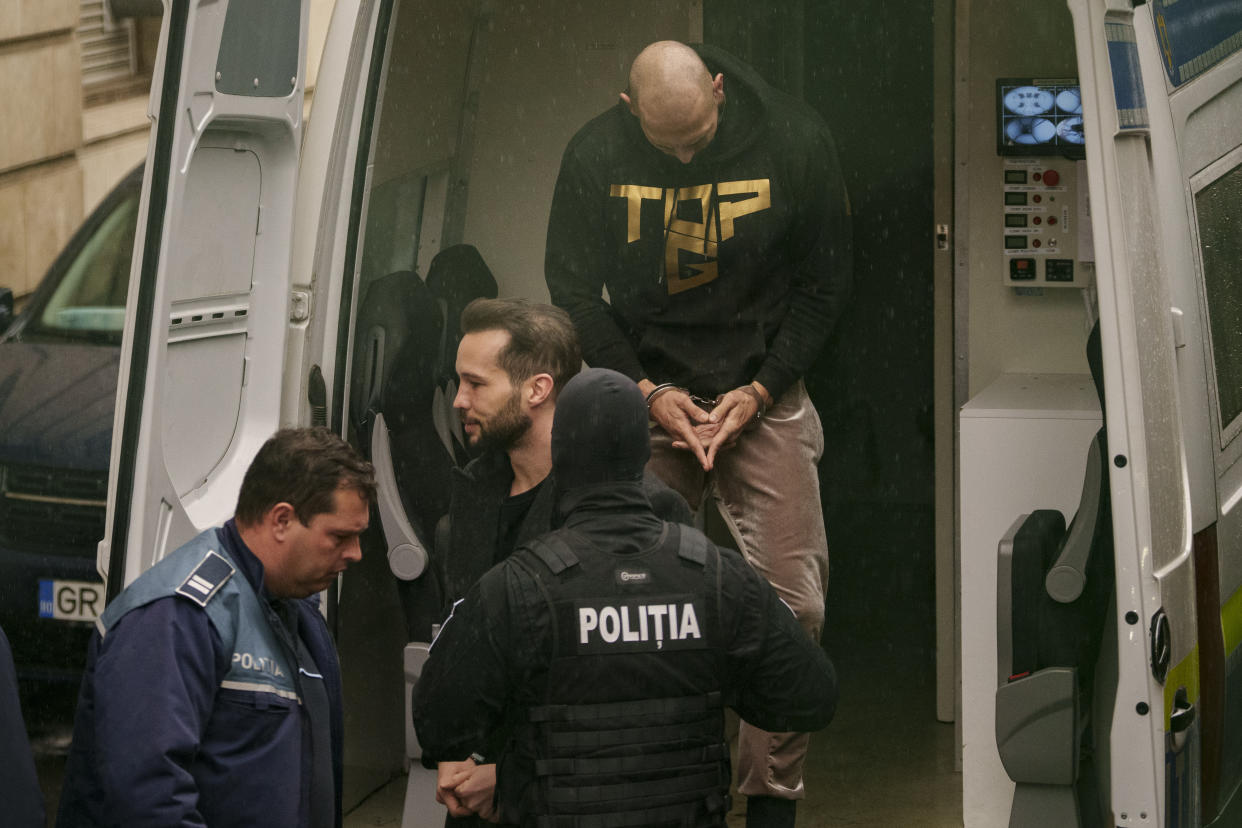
{"left": 0, "top": 0, "right": 336, "bottom": 303}
{"left": 0, "top": 0, "right": 84, "bottom": 298}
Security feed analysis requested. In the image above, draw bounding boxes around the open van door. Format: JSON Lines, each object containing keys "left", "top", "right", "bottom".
{"left": 101, "top": 0, "right": 436, "bottom": 815}
{"left": 1069, "top": 0, "right": 1242, "bottom": 825}
{"left": 101, "top": 0, "right": 311, "bottom": 594}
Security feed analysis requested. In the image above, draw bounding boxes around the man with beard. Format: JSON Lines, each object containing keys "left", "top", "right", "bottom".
{"left": 430, "top": 298, "right": 691, "bottom": 824}
{"left": 413, "top": 368, "right": 838, "bottom": 827}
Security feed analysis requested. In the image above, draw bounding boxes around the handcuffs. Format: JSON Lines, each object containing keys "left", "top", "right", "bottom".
{"left": 645, "top": 382, "right": 768, "bottom": 428}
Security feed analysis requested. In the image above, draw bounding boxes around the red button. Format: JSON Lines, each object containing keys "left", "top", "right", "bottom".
{"left": 1033, "top": 216, "right": 1042, "bottom": 225}
{"left": 1032, "top": 239, "right": 1042, "bottom": 248}
{"left": 1048, "top": 216, "right": 1058, "bottom": 225}
{"left": 1043, "top": 169, "right": 1060, "bottom": 186}
{"left": 1033, "top": 194, "right": 1042, "bottom": 203}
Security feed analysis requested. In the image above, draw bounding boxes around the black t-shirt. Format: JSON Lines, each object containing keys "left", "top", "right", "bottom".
{"left": 496, "top": 480, "right": 545, "bottom": 564}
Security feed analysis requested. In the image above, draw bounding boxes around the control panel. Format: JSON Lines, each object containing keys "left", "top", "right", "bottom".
{"left": 1000, "top": 158, "right": 1090, "bottom": 287}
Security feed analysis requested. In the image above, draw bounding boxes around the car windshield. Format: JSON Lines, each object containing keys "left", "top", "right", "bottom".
{"left": 22, "top": 185, "right": 139, "bottom": 344}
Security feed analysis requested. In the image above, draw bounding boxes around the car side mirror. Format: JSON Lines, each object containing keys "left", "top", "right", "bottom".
{"left": 0, "top": 287, "right": 13, "bottom": 333}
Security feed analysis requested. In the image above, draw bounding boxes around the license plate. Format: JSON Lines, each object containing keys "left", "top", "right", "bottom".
{"left": 38, "top": 579, "right": 104, "bottom": 623}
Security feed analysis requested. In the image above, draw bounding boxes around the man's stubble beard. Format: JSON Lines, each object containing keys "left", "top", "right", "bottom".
{"left": 473, "top": 389, "right": 533, "bottom": 453}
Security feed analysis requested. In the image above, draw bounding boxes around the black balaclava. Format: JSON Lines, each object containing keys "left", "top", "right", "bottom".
{"left": 551, "top": 368, "right": 650, "bottom": 491}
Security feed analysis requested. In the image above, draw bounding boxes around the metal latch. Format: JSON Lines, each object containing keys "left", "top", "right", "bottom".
{"left": 1170, "top": 687, "right": 1195, "bottom": 734}
{"left": 1150, "top": 608, "right": 1170, "bottom": 684}
{"left": 290, "top": 290, "right": 311, "bottom": 323}
{"left": 1171, "top": 307, "right": 1186, "bottom": 349}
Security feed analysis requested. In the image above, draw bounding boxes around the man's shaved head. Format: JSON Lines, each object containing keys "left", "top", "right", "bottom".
{"left": 621, "top": 41, "right": 725, "bottom": 164}
{"left": 627, "top": 41, "right": 713, "bottom": 120}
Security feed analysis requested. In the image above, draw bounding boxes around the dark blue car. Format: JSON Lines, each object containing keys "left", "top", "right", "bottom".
{"left": 0, "top": 165, "right": 141, "bottom": 681}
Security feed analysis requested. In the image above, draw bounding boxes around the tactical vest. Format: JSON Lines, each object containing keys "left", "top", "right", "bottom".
{"left": 99, "top": 528, "right": 300, "bottom": 703}
{"left": 514, "top": 523, "right": 730, "bottom": 828}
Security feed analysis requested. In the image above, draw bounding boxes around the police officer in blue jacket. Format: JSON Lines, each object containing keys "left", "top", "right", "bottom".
{"left": 57, "top": 427, "right": 375, "bottom": 828}
{"left": 412, "top": 369, "right": 837, "bottom": 826}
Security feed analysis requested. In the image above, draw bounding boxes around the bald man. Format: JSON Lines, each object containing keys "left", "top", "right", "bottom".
{"left": 545, "top": 40, "right": 852, "bottom": 828}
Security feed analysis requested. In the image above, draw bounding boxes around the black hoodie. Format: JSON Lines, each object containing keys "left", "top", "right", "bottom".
{"left": 545, "top": 44, "right": 852, "bottom": 400}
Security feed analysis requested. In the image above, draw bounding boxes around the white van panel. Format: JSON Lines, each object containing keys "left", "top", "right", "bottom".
{"left": 105, "top": 0, "right": 308, "bottom": 588}
{"left": 283, "top": 0, "right": 379, "bottom": 428}
{"left": 166, "top": 148, "right": 261, "bottom": 301}
{"left": 162, "top": 334, "right": 246, "bottom": 497}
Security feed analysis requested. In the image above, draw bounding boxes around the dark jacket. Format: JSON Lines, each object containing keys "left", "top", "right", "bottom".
{"left": 413, "top": 369, "right": 837, "bottom": 826}
{"left": 430, "top": 437, "right": 693, "bottom": 828}
{"left": 544, "top": 44, "right": 852, "bottom": 399}
{"left": 56, "top": 521, "right": 345, "bottom": 828}
{"left": 0, "top": 625, "right": 44, "bottom": 828}
{"left": 436, "top": 451, "right": 693, "bottom": 615}
{"left": 415, "top": 489, "right": 837, "bottom": 826}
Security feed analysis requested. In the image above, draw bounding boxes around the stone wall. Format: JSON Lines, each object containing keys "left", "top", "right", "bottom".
{"left": 0, "top": 0, "right": 336, "bottom": 303}
{"left": 0, "top": 0, "right": 84, "bottom": 298}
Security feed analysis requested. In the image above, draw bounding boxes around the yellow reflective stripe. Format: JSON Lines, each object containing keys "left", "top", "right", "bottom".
{"left": 1222, "top": 584, "right": 1242, "bottom": 657}
{"left": 1163, "top": 645, "right": 1200, "bottom": 727}
{"left": 220, "top": 679, "right": 300, "bottom": 703}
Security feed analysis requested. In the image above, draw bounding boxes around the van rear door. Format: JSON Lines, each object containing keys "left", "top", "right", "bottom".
{"left": 1133, "top": 2, "right": 1242, "bottom": 824}
{"left": 1070, "top": 1, "right": 1196, "bottom": 825}
{"left": 1070, "top": 0, "right": 1242, "bottom": 825}
{"left": 101, "top": 0, "right": 310, "bottom": 594}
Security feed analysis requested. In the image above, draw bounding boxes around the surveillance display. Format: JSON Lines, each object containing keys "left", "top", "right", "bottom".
{"left": 997, "top": 78, "right": 1085, "bottom": 157}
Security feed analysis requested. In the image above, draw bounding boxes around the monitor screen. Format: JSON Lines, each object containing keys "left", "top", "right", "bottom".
{"left": 997, "top": 78, "right": 1085, "bottom": 157}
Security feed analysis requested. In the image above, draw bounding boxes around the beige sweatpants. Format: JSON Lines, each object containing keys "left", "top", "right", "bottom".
{"left": 646, "top": 380, "right": 829, "bottom": 799}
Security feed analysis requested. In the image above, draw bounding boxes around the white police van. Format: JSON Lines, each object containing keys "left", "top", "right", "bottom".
{"left": 100, "top": 0, "right": 1242, "bottom": 825}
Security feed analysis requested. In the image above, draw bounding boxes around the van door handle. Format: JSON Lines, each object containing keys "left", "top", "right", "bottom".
{"left": 1170, "top": 686, "right": 1195, "bottom": 734}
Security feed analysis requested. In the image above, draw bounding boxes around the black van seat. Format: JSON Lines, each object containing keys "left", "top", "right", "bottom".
{"left": 350, "top": 248, "right": 498, "bottom": 796}
{"left": 425, "top": 244, "right": 497, "bottom": 466}
{"left": 995, "top": 322, "right": 1114, "bottom": 828}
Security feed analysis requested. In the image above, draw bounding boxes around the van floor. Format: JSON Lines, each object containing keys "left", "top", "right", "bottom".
{"left": 347, "top": 507, "right": 962, "bottom": 827}
{"left": 793, "top": 624, "right": 961, "bottom": 826}
{"left": 344, "top": 633, "right": 961, "bottom": 827}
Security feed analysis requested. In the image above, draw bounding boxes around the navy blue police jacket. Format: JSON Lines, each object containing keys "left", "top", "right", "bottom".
{"left": 56, "top": 520, "right": 345, "bottom": 828}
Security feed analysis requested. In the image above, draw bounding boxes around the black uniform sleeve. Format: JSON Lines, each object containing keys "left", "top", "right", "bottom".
{"left": 411, "top": 569, "right": 515, "bottom": 763}
{"left": 0, "top": 626, "right": 44, "bottom": 828}
{"left": 719, "top": 551, "right": 837, "bottom": 732}
{"left": 752, "top": 123, "right": 853, "bottom": 400}
{"left": 545, "top": 139, "right": 647, "bottom": 383}
{"left": 642, "top": 471, "right": 694, "bottom": 526}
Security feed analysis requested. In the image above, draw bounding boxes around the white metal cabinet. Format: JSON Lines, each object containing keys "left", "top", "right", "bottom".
{"left": 959, "top": 372, "right": 1101, "bottom": 827}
